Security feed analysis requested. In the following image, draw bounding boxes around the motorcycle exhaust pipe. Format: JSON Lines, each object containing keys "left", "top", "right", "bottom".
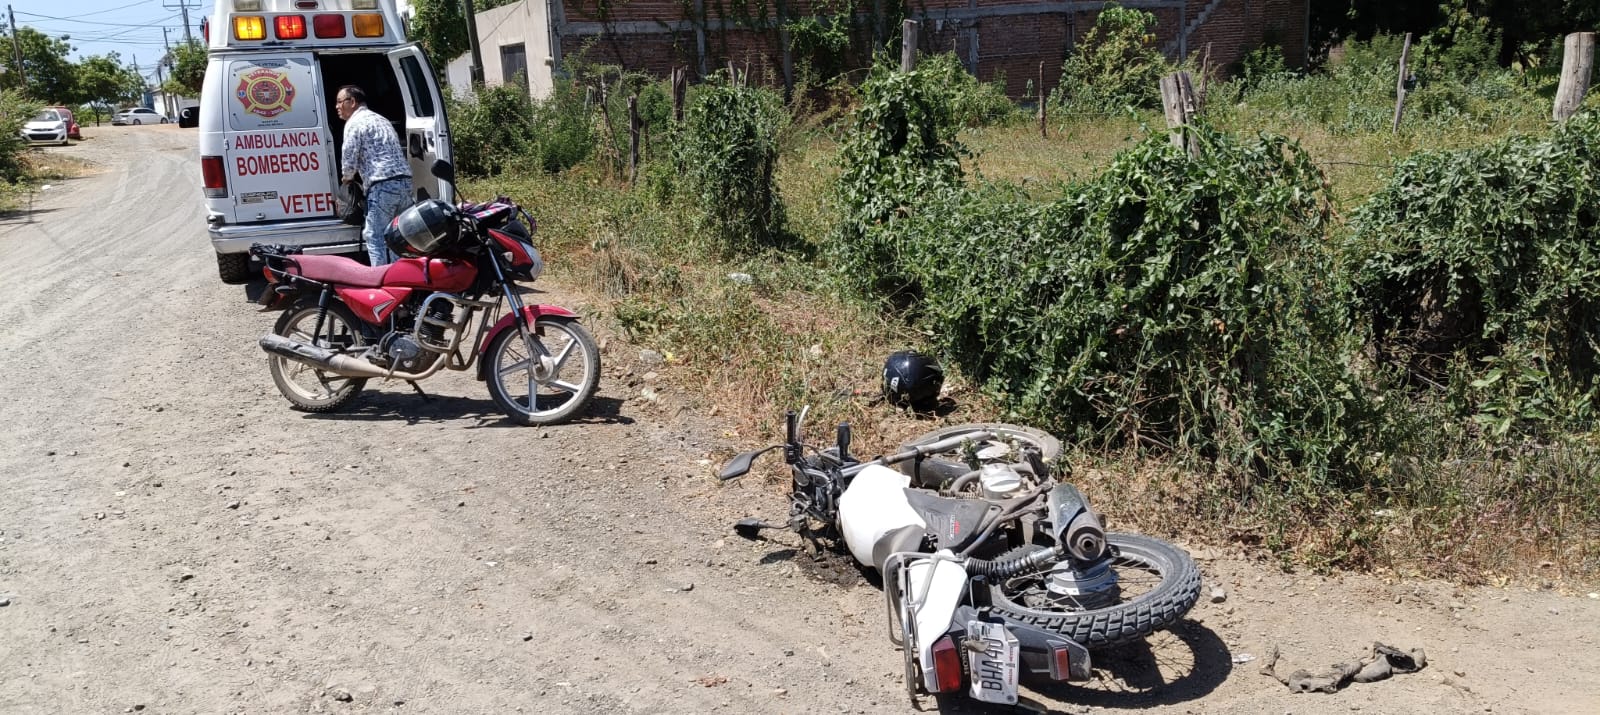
{"left": 259, "top": 333, "right": 394, "bottom": 379}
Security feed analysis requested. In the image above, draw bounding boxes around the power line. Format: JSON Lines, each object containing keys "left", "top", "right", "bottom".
{"left": 15, "top": 11, "right": 177, "bottom": 28}
{"left": 49, "top": 0, "right": 154, "bottom": 18}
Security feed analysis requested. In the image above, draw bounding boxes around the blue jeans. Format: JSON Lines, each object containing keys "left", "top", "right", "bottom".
{"left": 363, "top": 177, "right": 412, "bottom": 265}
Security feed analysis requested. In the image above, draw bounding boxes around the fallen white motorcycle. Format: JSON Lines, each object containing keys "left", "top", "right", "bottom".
{"left": 719, "top": 409, "right": 1202, "bottom": 708}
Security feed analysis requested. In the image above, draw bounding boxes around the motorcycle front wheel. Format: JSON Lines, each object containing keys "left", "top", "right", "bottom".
{"left": 485, "top": 316, "right": 600, "bottom": 425}
{"left": 986, "top": 533, "right": 1202, "bottom": 650}
{"left": 268, "top": 300, "right": 370, "bottom": 412}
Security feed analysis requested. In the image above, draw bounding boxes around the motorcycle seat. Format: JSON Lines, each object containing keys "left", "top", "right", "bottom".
{"left": 284, "top": 255, "right": 389, "bottom": 288}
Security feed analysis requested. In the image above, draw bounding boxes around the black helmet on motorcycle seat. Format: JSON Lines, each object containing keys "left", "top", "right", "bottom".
{"left": 385, "top": 198, "right": 459, "bottom": 257}
{"left": 883, "top": 350, "right": 943, "bottom": 411}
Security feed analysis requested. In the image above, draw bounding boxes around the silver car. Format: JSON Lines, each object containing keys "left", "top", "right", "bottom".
{"left": 112, "top": 107, "right": 169, "bottom": 125}
{"left": 21, "top": 109, "right": 70, "bottom": 145}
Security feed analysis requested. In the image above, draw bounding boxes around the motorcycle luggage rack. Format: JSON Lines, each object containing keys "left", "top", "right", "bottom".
{"left": 883, "top": 550, "right": 968, "bottom": 709}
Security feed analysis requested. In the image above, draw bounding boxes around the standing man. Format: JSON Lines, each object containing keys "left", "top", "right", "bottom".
{"left": 335, "top": 85, "right": 413, "bottom": 265}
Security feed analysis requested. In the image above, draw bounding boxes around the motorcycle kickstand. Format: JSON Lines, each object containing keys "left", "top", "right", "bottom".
{"left": 407, "top": 381, "right": 431, "bottom": 401}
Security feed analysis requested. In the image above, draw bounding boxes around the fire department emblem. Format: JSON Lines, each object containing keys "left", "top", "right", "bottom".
{"left": 236, "top": 68, "right": 296, "bottom": 118}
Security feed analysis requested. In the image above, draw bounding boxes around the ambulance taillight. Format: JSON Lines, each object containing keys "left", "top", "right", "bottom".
{"left": 275, "top": 15, "right": 307, "bottom": 40}
{"left": 202, "top": 156, "right": 229, "bottom": 199}
{"left": 313, "top": 15, "right": 346, "bottom": 38}
{"left": 233, "top": 16, "right": 266, "bottom": 41}
{"left": 352, "top": 14, "right": 384, "bottom": 37}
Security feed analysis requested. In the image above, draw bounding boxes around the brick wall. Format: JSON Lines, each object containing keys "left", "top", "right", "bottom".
{"left": 551, "top": 0, "right": 1307, "bottom": 97}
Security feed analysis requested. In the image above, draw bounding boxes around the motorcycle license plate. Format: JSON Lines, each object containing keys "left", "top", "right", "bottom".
{"left": 966, "top": 620, "right": 1019, "bottom": 704}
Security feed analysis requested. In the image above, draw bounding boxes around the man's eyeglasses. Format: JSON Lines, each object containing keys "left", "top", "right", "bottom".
{"left": 336, "top": 97, "right": 354, "bottom": 106}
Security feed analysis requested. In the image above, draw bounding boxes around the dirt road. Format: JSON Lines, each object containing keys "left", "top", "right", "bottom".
{"left": 2, "top": 125, "right": 1597, "bottom": 715}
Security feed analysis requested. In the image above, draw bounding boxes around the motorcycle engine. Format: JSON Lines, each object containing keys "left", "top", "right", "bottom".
{"left": 377, "top": 332, "right": 438, "bottom": 372}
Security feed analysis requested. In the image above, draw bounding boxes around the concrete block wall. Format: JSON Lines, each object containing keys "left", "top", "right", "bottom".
{"left": 551, "top": 0, "right": 1307, "bottom": 97}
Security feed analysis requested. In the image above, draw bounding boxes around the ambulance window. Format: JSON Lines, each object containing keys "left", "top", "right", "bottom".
{"left": 398, "top": 56, "right": 434, "bottom": 117}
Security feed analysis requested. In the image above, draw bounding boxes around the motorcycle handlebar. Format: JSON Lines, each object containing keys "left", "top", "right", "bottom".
{"left": 718, "top": 429, "right": 999, "bottom": 482}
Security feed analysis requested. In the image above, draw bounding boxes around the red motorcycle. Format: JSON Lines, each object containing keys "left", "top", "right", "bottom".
{"left": 249, "top": 161, "right": 600, "bottom": 425}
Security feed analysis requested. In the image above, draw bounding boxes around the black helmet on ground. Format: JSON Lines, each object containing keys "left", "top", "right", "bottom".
{"left": 883, "top": 350, "right": 944, "bottom": 411}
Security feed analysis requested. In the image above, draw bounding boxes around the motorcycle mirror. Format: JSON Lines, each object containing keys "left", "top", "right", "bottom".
{"left": 718, "top": 445, "right": 780, "bottom": 481}
{"left": 430, "top": 159, "right": 455, "bottom": 183}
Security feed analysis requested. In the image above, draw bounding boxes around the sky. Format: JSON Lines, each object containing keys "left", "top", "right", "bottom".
{"left": 10, "top": 0, "right": 222, "bottom": 84}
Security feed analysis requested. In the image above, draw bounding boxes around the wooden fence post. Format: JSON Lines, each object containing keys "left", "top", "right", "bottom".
{"left": 1392, "top": 32, "right": 1413, "bottom": 134}
{"left": 628, "top": 95, "right": 640, "bottom": 185}
{"left": 902, "top": 19, "right": 919, "bottom": 72}
{"left": 671, "top": 67, "right": 686, "bottom": 123}
{"left": 1038, "top": 61, "right": 1047, "bottom": 139}
{"left": 1159, "top": 71, "right": 1200, "bottom": 156}
{"left": 1554, "top": 32, "right": 1596, "bottom": 122}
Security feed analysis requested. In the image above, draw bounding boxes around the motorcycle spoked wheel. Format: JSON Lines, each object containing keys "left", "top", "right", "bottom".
{"left": 268, "top": 300, "right": 370, "bottom": 412}
{"left": 986, "top": 533, "right": 1202, "bottom": 650}
{"left": 896, "top": 423, "right": 1063, "bottom": 488}
{"left": 484, "top": 316, "right": 600, "bottom": 425}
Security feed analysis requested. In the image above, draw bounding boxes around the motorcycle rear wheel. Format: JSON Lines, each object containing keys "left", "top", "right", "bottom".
{"left": 268, "top": 301, "right": 370, "bottom": 412}
{"left": 485, "top": 316, "right": 600, "bottom": 425}
{"left": 987, "top": 533, "right": 1201, "bottom": 650}
{"left": 896, "top": 423, "right": 1062, "bottom": 487}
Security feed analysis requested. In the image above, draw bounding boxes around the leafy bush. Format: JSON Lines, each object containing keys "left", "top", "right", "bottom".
{"left": 1348, "top": 112, "right": 1600, "bottom": 438}
{"left": 925, "top": 128, "right": 1364, "bottom": 483}
{"left": 830, "top": 59, "right": 968, "bottom": 302}
{"left": 1216, "top": 33, "right": 1544, "bottom": 136}
{"left": 447, "top": 80, "right": 594, "bottom": 177}
{"left": 0, "top": 90, "right": 39, "bottom": 182}
{"left": 673, "top": 74, "right": 793, "bottom": 254}
{"left": 914, "top": 53, "right": 1018, "bottom": 127}
{"left": 1051, "top": 4, "right": 1169, "bottom": 115}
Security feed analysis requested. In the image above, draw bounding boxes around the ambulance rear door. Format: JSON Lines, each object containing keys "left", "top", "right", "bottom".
{"left": 220, "top": 53, "right": 338, "bottom": 224}
{"left": 387, "top": 45, "right": 452, "bottom": 204}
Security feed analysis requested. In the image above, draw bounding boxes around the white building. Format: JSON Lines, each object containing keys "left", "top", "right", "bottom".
{"left": 444, "top": 1, "right": 556, "bottom": 100}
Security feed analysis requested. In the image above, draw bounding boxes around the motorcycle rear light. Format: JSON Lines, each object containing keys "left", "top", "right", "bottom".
{"left": 275, "top": 15, "right": 307, "bottom": 39}
{"left": 312, "top": 14, "right": 346, "bottom": 38}
{"left": 930, "top": 636, "right": 963, "bottom": 693}
{"left": 201, "top": 156, "right": 228, "bottom": 198}
{"left": 352, "top": 13, "right": 384, "bottom": 37}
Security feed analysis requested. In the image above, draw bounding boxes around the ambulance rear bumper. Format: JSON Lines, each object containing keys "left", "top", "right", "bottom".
{"left": 209, "top": 217, "right": 364, "bottom": 255}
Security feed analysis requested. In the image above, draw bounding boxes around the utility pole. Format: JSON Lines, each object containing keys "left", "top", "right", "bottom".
{"left": 161, "top": 27, "right": 174, "bottom": 118}
{"left": 462, "top": 0, "right": 485, "bottom": 85}
{"left": 163, "top": 0, "right": 197, "bottom": 44}
{"left": 7, "top": 4, "right": 25, "bottom": 89}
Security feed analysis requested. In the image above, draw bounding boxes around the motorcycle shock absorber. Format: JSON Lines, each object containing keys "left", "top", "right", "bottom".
{"left": 417, "top": 296, "right": 456, "bottom": 351}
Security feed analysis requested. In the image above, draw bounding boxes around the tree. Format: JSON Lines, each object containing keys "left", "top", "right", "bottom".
{"left": 162, "top": 40, "right": 206, "bottom": 96}
{"left": 409, "top": 0, "right": 469, "bottom": 73}
{"left": 0, "top": 25, "right": 77, "bottom": 103}
{"left": 73, "top": 54, "right": 143, "bottom": 125}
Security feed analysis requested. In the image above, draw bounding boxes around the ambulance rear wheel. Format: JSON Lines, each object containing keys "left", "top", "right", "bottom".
{"left": 217, "top": 252, "right": 251, "bottom": 284}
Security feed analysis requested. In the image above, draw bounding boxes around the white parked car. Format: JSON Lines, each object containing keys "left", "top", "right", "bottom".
{"left": 113, "top": 107, "right": 169, "bottom": 125}
{"left": 21, "top": 109, "right": 71, "bottom": 145}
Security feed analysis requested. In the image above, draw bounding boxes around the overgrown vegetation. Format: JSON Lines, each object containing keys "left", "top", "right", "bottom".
{"left": 671, "top": 74, "right": 794, "bottom": 254}
{"left": 451, "top": 4, "right": 1600, "bottom": 584}
{"left": 1349, "top": 113, "right": 1600, "bottom": 439}
{"left": 1051, "top": 5, "right": 1169, "bottom": 115}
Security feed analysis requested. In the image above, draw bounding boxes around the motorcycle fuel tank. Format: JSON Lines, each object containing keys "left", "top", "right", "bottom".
{"left": 837, "top": 464, "right": 926, "bottom": 569}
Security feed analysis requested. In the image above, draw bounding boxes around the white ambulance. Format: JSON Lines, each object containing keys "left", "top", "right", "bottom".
{"left": 198, "top": 0, "right": 451, "bottom": 283}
